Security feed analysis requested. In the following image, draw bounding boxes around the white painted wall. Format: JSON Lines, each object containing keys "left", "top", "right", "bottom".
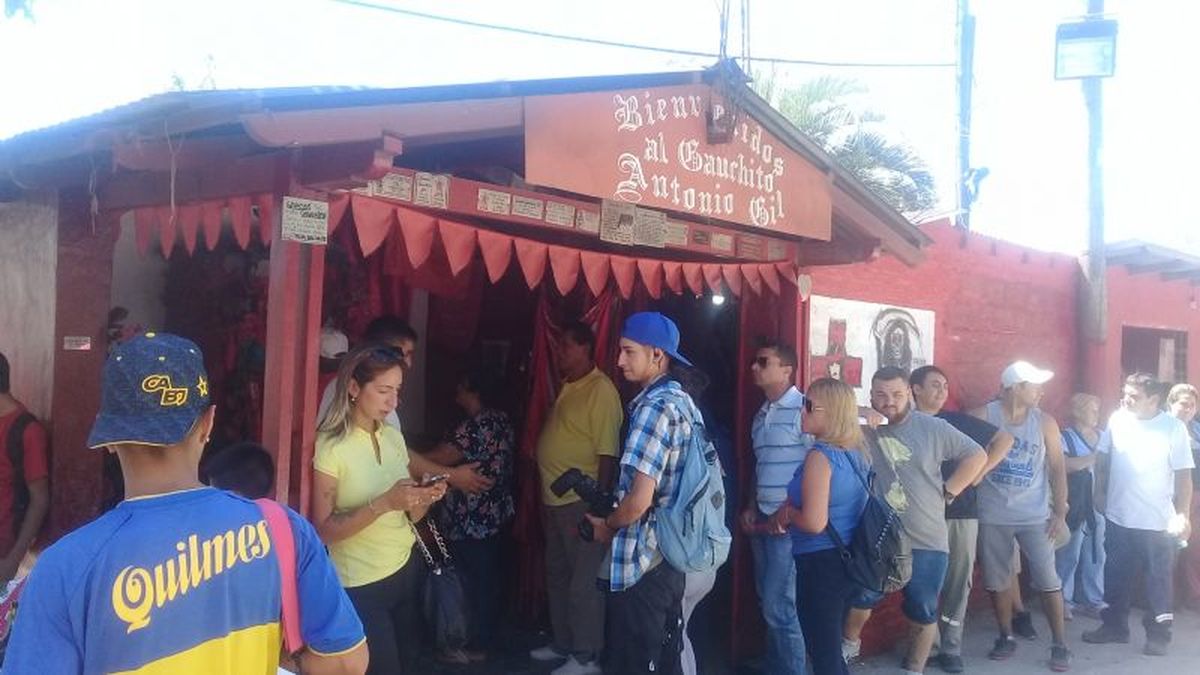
{"left": 0, "top": 194, "right": 58, "bottom": 419}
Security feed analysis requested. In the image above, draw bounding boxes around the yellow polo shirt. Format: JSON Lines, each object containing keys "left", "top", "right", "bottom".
{"left": 536, "top": 368, "right": 624, "bottom": 506}
{"left": 314, "top": 424, "right": 415, "bottom": 588}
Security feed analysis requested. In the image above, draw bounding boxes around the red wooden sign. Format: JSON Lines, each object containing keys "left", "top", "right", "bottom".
{"left": 524, "top": 84, "right": 832, "bottom": 241}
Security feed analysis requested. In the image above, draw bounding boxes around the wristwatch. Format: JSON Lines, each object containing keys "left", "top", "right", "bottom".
{"left": 943, "top": 487, "right": 958, "bottom": 504}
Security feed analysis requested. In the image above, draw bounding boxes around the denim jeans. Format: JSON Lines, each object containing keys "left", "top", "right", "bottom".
{"left": 853, "top": 549, "right": 950, "bottom": 625}
{"left": 1055, "top": 512, "right": 1105, "bottom": 608}
{"left": 1101, "top": 520, "right": 1176, "bottom": 641}
{"left": 750, "top": 529, "right": 806, "bottom": 675}
{"left": 795, "top": 548, "right": 857, "bottom": 675}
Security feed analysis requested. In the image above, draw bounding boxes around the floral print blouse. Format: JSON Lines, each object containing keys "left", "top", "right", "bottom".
{"left": 442, "top": 408, "right": 516, "bottom": 540}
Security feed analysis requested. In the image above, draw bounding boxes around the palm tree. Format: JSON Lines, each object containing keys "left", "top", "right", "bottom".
{"left": 757, "top": 75, "right": 938, "bottom": 218}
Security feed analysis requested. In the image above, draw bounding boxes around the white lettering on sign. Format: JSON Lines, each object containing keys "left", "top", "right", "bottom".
{"left": 512, "top": 195, "right": 545, "bottom": 220}
{"left": 281, "top": 196, "right": 329, "bottom": 245}
{"left": 545, "top": 201, "right": 576, "bottom": 228}
{"left": 477, "top": 188, "right": 512, "bottom": 215}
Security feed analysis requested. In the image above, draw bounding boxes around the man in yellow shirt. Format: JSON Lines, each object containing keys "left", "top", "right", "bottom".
{"left": 531, "top": 321, "right": 623, "bottom": 675}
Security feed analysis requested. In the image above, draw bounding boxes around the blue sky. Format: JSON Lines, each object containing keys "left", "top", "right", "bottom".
{"left": 1, "top": 0, "right": 1194, "bottom": 255}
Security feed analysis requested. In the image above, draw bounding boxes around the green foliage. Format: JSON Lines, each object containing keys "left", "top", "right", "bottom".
{"left": 755, "top": 74, "right": 937, "bottom": 217}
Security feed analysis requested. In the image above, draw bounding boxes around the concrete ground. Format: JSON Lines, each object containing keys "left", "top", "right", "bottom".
{"left": 854, "top": 607, "right": 1200, "bottom": 675}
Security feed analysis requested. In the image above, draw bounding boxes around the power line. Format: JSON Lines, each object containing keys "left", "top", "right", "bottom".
{"left": 329, "top": 0, "right": 956, "bottom": 69}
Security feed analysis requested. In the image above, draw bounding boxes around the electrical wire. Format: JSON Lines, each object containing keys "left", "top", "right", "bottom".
{"left": 329, "top": 0, "right": 956, "bottom": 68}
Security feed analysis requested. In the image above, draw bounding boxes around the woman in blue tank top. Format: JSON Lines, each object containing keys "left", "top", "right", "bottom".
{"left": 769, "top": 377, "right": 869, "bottom": 675}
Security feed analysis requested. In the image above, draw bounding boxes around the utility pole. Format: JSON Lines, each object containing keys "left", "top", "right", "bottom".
{"left": 1081, "top": 0, "right": 1107, "bottom": 342}
{"left": 956, "top": 0, "right": 977, "bottom": 230}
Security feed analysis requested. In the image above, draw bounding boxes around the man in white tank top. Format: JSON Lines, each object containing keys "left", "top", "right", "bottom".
{"left": 970, "top": 361, "right": 1072, "bottom": 671}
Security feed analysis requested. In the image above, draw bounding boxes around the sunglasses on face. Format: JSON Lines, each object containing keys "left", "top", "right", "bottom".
{"left": 752, "top": 356, "right": 777, "bottom": 368}
{"left": 804, "top": 398, "right": 824, "bottom": 414}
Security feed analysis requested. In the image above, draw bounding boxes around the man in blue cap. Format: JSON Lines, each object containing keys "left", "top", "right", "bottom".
{"left": 3, "top": 333, "right": 367, "bottom": 674}
{"left": 585, "top": 312, "right": 702, "bottom": 674}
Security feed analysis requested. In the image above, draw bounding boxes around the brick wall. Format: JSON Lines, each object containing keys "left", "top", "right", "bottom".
{"left": 806, "top": 219, "right": 1080, "bottom": 655}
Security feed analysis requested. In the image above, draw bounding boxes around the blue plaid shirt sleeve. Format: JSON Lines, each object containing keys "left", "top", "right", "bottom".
{"left": 622, "top": 398, "right": 673, "bottom": 485}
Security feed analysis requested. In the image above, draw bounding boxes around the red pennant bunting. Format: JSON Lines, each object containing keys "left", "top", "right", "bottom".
{"left": 758, "top": 263, "right": 781, "bottom": 295}
{"left": 351, "top": 194, "right": 397, "bottom": 257}
{"left": 228, "top": 195, "right": 253, "bottom": 250}
{"left": 681, "top": 262, "right": 704, "bottom": 296}
{"left": 328, "top": 193, "right": 351, "bottom": 234}
{"left": 580, "top": 251, "right": 612, "bottom": 296}
{"left": 637, "top": 259, "right": 663, "bottom": 299}
{"left": 477, "top": 229, "right": 514, "bottom": 283}
{"left": 610, "top": 256, "right": 637, "bottom": 299}
{"left": 254, "top": 193, "right": 274, "bottom": 247}
{"left": 776, "top": 261, "right": 798, "bottom": 286}
{"left": 201, "top": 200, "right": 223, "bottom": 250}
{"left": 155, "top": 206, "right": 176, "bottom": 258}
{"left": 439, "top": 219, "right": 478, "bottom": 276}
{"left": 740, "top": 264, "right": 763, "bottom": 295}
{"left": 178, "top": 204, "right": 201, "bottom": 256}
{"left": 662, "top": 261, "right": 684, "bottom": 295}
{"left": 721, "top": 264, "right": 743, "bottom": 297}
{"left": 702, "top": 264, "right": 724, "bottom": 294}
{"left": 397, "top": 208, "right": 437, "bottom": 268}
{"left": 133, "top": 208, "right": 154, "bottom": 257}
{"left": 548, "top": 245, "right": 581, "bottom": 296}
{"left": 514, "top": 239, "right": 548, "bottom": 289}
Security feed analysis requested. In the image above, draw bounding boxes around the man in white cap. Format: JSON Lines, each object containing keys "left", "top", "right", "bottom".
{"left": 970, "top": 361, "right": 1072, "bottom": 671}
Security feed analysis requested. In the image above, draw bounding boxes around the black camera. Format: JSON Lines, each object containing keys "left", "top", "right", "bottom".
{"left": 550, "top": 468, "right": 616, "bottom": 542}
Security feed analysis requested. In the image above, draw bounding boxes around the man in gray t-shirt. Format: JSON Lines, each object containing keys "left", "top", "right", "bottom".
{"left": 841, "top": 367, "right": 986, "bottom": 675}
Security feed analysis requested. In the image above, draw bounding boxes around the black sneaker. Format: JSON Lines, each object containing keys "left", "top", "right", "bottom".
{"left": 1143, "top": 637, "right": 1169, "bottom": 656}
{"left": 989, "top": 635, "right": 1017, "bottom": 660}
{"left": 1013, "top": 611, "right": 1038, "bottom": 640}
{"left": 1049, "top": 645, "right": 1072, "bottom": 672}
{"left": 936, "top": 653, "right": 965, "bottom": 673}
{"left": 1081, "top": 624, "right": 1130, "bottom": 644}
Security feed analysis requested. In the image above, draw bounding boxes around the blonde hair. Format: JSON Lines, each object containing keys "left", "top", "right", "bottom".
{"left": 317, "top": 345, "right": 406, "bottom": 441}
{"left": 807, "top": 377, "right": 864, "bottom": 450}
{"left": 1068, "top": 393, "right": 1100, "bottom": 424}
{"left": 1168, "top": 383, "right": 1199, "bottom": 406}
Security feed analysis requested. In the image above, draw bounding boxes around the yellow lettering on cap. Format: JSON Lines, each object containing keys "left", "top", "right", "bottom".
{"left": 141, "top": 375, "right": 189, "bottom": 407}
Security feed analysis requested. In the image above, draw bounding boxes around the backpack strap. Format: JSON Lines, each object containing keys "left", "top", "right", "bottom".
{"left": 256, "top": 499, "right": 303, "bottom": 655}
{"left": 813, "top": 445, "right": 865, "bottom": 560}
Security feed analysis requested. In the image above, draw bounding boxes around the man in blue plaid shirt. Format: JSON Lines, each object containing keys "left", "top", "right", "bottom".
{"left": 586, "top": 312, "right": 701, "bottom": 674}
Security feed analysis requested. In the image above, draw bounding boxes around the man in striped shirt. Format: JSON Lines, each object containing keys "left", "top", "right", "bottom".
{"left": 743, "top": 342, "right": 810, "bottom": 675}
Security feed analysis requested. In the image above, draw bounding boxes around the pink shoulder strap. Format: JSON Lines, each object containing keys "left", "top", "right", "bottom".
{"left": 256, "top": 498, "right": 304, "bottom": 654}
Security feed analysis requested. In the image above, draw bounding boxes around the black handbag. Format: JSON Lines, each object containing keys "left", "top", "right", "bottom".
{"left": 413, "top": 520, "right": 469, "bottom": 651}
{"left": 822, "top": 448, "right": 912, "bottom": 594}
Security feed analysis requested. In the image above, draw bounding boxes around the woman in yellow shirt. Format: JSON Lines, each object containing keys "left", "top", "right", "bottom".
{"left": 312, "top": 345, "right": 447, "bottom": 674}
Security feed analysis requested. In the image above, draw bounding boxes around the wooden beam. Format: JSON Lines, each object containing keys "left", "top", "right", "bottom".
{"left": 97, "top": 152, "right": 284, "bottom": 212}
{"left": 297, "top": 134, "right": 403, "bottom": 190}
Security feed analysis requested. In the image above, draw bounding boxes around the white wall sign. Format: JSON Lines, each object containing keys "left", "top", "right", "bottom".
{"left": 281, "top": 197, "right": 329, "bottom": 245}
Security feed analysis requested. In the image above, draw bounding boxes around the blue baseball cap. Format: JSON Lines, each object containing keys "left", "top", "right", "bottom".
{"left": 620, "top": 312, "right": 693, "bottom": 367}
{"left": 87, "top": 332, "right": 211, "bottom": 449}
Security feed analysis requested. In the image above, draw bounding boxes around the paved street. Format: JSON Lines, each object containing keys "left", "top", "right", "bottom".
{"left": 855, "top": 607, "right": 1200, "bottom": 674}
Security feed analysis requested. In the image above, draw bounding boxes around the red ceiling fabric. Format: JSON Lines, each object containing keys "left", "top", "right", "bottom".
{"left": 155, "top": 206, "right": 176, "bottom": 258}
{"left": 477, "top": 229, "right": 514, "bottom": 283}
{"left": 438, "top": 219, "right": 478, "bottom": 277}
{"left": 228, "top": 195, "right": 253, "bottom": 250}
{"left": 514, "top": 239, "right": 549, "bottom": 289}
{"left": 662, "top": 261, "right": 684, "bottom": 295}
{"left": 254, "top": 193, "right": 275, "bottom": 247}
{"left": 579, "top": 250, "right": 612, "bottom": 297}
{"left": 547, "top": 245, "right": 581, "bottom": 296}
{"left": 351, "top": 194, "right": 397, "bottom": 257}
{"left": 758, "top": 262, "right": 781, "bottom": 295}
{"left": 682, "top": 262, "right": 705, "bottom": 296}
{"left": 610, "top": 256, "right": 638, "bottom": 299}
{"left": 201, "top": 200, "right": 223, "bottom": 250}
{"left": 637, "top": 259, "right": 664, "bottom": 299}
{"left": 739, "top": 263, "right": 763, "bottom": 296}
{"left": 396, "top": 208, "right": 437, "bottom": 268}
{"left": 179, "top": 204, "right": 201, "bottom": 256}
{"left": 134, "top": 208, "right": 154, "bottom": 256}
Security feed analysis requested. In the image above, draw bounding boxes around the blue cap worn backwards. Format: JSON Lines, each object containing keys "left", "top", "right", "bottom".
{"left": 620, "top": 312, "right": 693, "bottom": 367}
{"left": 87, "top": 332, "right": 211, "bottom": 449}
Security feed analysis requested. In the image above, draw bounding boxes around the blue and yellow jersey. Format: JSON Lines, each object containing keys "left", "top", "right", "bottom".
{"left": 1, "top": 487, "right": 364, "bottom": 674}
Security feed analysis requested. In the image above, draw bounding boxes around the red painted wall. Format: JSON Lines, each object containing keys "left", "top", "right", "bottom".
{"left": 1083, "top": 265, "right": 1200, "bottom": 413}
{"left": 808, "top": 220, "right": 1080, "bottom": 418}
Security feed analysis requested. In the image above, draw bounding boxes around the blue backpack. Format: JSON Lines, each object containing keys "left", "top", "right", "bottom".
{"left": 655, "top": 405, "right": 732, "bottom": 573}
